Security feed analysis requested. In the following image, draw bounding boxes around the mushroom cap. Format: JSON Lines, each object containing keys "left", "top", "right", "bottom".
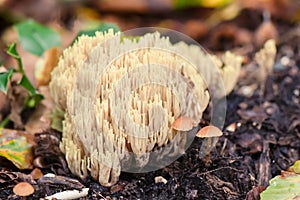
{"left": 30, "top": 168, "right": 44, "bottom": 180}
{"left": 172, "top": 116, "right": 197, "bottom": 131}
{"left": 196, "top": 125, "right": 223, "bottom": 138}
{"left": 13, "top": 182, "right": 34, "bottom": 196}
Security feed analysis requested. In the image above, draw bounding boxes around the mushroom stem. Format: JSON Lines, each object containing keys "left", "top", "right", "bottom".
{"left": 206, "top": 137, "right": 212, "bottom": 163}
{"left": 199, "top": 137, "right": 219, "bottom": 163}
{"left": 199, "top": 137, "right": 210, "bottom": 160}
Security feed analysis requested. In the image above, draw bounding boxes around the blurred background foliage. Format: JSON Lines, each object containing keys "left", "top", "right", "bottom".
{"left": 0, "top": 0, "right": 299, "bottom": 83}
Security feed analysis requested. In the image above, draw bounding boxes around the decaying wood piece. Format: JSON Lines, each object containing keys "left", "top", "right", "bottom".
{"left": 49, "top": 29, "right": 242, "bottom": 186}
{"left": 258, "top": 141, "right": 271, "bottom": 186}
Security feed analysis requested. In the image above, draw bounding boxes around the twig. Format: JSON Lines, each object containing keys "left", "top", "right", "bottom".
{"left": 190, "top": 166, "right": 243, "bottom": 178}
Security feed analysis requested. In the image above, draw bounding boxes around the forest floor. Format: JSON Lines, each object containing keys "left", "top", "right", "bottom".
{"left": 0, "top": 2, "right": 300, "bottom": 199}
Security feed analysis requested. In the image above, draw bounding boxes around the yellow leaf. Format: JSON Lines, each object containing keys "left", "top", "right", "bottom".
{"left": 0, "top": 129, "right": 33, "bottom": 169}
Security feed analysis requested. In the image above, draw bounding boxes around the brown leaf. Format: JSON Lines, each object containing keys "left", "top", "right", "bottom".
{"left": 281, "top": 170, "right": 297, "bottom": 178}
{"left": 0, "top": 90, "right": 6, "bottom": 112}
{"left": 237, "top": 132, "right": 262, "bottom": 154}
{"left": 1, "top": 128, "right": 35, "bottom": 145}
{"left": 183, "top": 20, "right": 207, "bottom": 40}
{"left": 2, "top": 0, "right": 61, "bottom": 23}
{"left": 93, "top": 0, "right": 148, "bottom": 13}
{"left": 110, "top": 183, "right": 125, "bottom": 193}
{"left": 245, "top": 186, "right": 266, "bottom": 200}
{"left": 38, "top": 174, "right": 84, "bottom": 190}
{"left": 33, "top": 130, "right": 69, "bottom": 175}
{"left": 254, "top": 21, "right": 278, "bottom": 48}
{"left": 35, "top": 47, "right": 62, "bottom": 88}
{"left": 241, "top": 0, "right": 299, "bottom": 21}
{"left": 7, "top": 82, "right": 28, "bottom": 129}
{"left": 209, "top": 24, "right": 252, "bottom": 50}
{"left": 237, "top": 105, "right": 268, "bottom": 124}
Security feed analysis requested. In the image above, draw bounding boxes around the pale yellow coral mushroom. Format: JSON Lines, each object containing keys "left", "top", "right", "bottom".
{"left": 49, "top": 29, "right": 242, "bottom": 186}
{"left": 255, "top": 39, "right": 277, "bottom": 83}
{"left": 211, "top": 51, "right": 243, "bottom": 95}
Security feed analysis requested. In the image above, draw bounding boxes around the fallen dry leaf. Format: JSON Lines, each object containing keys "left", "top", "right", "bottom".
{"left": 254, "top": 20, "right": 278, "bottom": 48}
{"left": 35, "top": 47, "right": 62, "bottom": 88}
{"left": 13, "top": 181, "right": 34, "bottom": 197}
{"left": 237, "top": 132, "right": 263, "bottom": 154}
{"left": 237, "top": 105, "right": 268, "bottom": 125}
{"left": 209, "top": 24, "right": 252, "bottom": 50}
{"left": 110, "top": 183, "right": 125, "bottom": 193}
{"left": 0, "top": 90, "right": 6, "bottom": 112}
{"left": 0, "top": 128, "right": 34, "bottom": 169}
{"left": 245, "top": 186, "right": 266, "bottom": 200}
{"left": 7, "top": 82, "right": 28, "bottom": 129}
{"left": 37, "top": 173, "right": 84, "bottom": 190}
{"left": 240, "top": 0, "right": 299, "bottom": 21}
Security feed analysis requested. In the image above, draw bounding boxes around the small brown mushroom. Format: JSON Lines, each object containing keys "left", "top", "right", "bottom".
{"left": 197, "top": 125, "right": 223, "bottom": 161}
{"left": 13, "top": 182, "right": 34, "bottom": 197}
{"left": 30, "top": 168, "right": 43, "bottom": 180}
{"left": 172, "top": 116, "right": 197, "bottom": 131}
{"left": 196, "top": 125, "right": 223, "bottom": 138}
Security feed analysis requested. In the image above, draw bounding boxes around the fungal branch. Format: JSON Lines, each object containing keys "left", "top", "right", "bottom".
{"left": 49, "top": 29, "right": 242, "bottom": 186}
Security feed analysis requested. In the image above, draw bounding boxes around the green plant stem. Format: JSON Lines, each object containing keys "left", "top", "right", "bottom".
{"left": 0, "top": 115, "right": 10, "bottom": 128}
{"left": 16, "top": 56, "right": 25, "bottom": 74}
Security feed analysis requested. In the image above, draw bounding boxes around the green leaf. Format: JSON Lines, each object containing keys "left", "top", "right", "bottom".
{"left": 174, "top": 0, "right": 200, "bottom": 10}
{"left": 25, "top": 93, "right": 44, "bottom": 108}
{"left": 7, "top": 43, "right": 24, "bottom": 74}
{"left": 15, "top": 19, "right": 61, "bottom": 56}
{"left": 0, "top": 68, "right": 14, "bottom": 94}
{"left": 0, "top": 129, "right": 33, "bottom": 169}
{"left": 174, "top": 0, "right": 232, "bottom": 9}
{"left": 6, "top": 43, "right": 20, "bottom": 59}
{"left": 19, "top": 75, "right": 36, "bottom": 95}
{"left": 78, "top": 23, "right": 119, "bottom": 37}
{"left": 289, "top": 160, "right": 300, "bottom": 174}
{"left": 0, "top": 116, "right": 10, "bottom": 129}
{"left": 6, "top": 43, "right": 44, "bottom": 106}
{"left": 73, "top": 23, "right": 119, "bottom": 44}
{"left": 260, "top": 174, "right": 300, "bottom": 200}
{"left": 19, "top": 75, "right": 44, "bottom": 107}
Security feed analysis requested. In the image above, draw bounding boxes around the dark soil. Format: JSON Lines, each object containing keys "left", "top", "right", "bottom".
{"left": 1, "top": 39, "right": 299, "bottom": 199}
{"left": 1, "top": 4, "right": 300, "bottom": 200}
